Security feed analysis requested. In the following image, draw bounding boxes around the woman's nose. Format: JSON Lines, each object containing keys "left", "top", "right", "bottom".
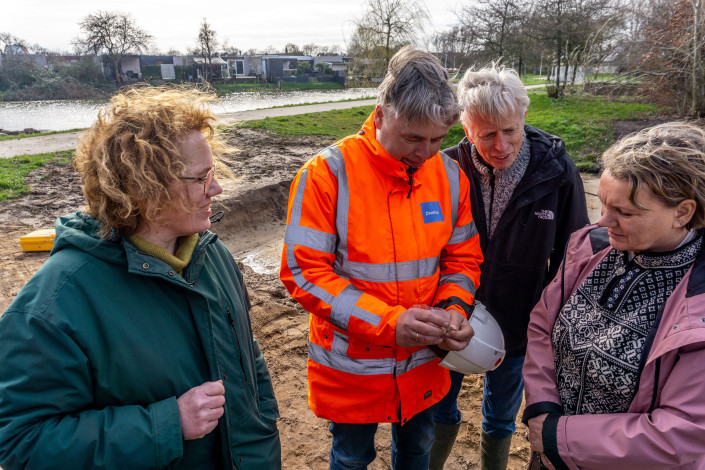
{"left": 598, "top": 208, "right": 613, "bottom": 227}
{"left": 207, "top": 175, "right": 223, "bottom": 197}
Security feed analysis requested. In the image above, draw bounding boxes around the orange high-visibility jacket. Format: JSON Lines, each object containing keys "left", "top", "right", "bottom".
{"left": 280, "top": 112, "right": 483, "bottom": 425}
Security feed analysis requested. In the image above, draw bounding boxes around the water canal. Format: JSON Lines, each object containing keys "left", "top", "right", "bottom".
{"left": 0, "top": 87, "right": 378, "bottom": 132}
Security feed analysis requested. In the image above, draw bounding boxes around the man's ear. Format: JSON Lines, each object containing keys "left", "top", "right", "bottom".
{"left": 462, "top": 123, "right": 473, "bottom": 144}
{"left": 374, "top": 105, "right": 384, "bottom": 130}
{"left": 673, "top": 199, "right": 697, "bottom": 228}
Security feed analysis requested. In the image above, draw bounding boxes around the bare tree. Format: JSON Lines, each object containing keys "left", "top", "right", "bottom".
{"left": 633, "top": 0, "right": 705, "bottom": 116}
{"left": 284, "top": 43, "right": 303, "bottom": 55}
{"left": 347, "top": 0, "right": 430, "bottom": 84}
{"left": 221, "top": 39, "right": 241, "bottom": 56}
{"left": 529, "top": 0, "right": 618, "bottom": 96}
{"left": 197, "top": 19, "right": 219, "bottom": 82}
{"left": 432, "top": 26, "right": 478, "bottom": 70}
{"left": 74, "top": 11, "right": 152, "bottom": 84}
{"left": 302, "top": 43, "right": 321, "bottom": 56}
{"left": 458, "top": 0, "right": 523, "bottom": 60}
{"left": 0, "top": 32, "right": 48, "bottom": 55}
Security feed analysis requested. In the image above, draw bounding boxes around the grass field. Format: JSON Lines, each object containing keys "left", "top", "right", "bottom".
{"left": 0, "top": 129, "right": 84, "bottom": 142}
{"left": 0, "top": 151, "right": 74, "bottom": 201}
{"left": 214, "top": 81, "right": 344, "bottom": 94}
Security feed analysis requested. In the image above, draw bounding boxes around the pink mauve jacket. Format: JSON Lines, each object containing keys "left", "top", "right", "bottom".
{"left": 522, "top": 224, "right": 705, "bottom": 470}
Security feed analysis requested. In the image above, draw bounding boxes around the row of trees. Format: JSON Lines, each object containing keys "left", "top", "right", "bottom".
{"left": 343, "top": 0, "right": 705, "bottom": 117}
{"left": 428, "top": 0, "right": 705, "bottom": 115}
{"left": 3, "top": 12, "right": 347, "bottom": 87}
{"left": 3, "top": 2, "right": 704, "bottom": 116}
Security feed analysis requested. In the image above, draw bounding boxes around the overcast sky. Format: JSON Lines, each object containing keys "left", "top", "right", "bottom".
{"left": 1, "top": 0, "right": 463, "bottom": 54}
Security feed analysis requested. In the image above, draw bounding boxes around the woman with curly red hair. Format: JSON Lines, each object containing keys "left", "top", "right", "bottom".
{"left": 0, "top": 86, "right": 281, "bottom": 469}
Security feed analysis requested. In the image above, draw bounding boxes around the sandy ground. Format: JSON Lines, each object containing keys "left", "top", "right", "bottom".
{"left": 0, "top": 119, "right": 643, "bottom": 469}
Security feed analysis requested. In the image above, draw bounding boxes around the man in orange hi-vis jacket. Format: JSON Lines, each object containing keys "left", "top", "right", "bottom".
{"left": 280, "top": 46, "right": 483, "bottom": 470}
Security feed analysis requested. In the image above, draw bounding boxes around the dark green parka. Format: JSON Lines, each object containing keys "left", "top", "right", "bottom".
{"left": 0, "top": 212, "right": 281, "bottom": 469}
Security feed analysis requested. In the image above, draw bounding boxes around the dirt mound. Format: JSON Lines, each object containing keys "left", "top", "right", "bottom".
{"left": 0, "top": 127, "right": 530, "bottom": 469}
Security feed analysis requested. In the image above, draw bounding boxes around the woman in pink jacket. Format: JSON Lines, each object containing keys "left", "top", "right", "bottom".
{"left": 522, "top": 121, "right": 705, "bottom": 470}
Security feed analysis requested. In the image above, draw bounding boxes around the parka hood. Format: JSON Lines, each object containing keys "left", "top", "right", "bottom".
{"left": 51, "top": 212, "right": 127, "bottom": 266}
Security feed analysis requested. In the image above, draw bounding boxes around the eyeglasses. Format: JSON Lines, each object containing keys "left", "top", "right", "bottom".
{"left": 179, "top": 167, "right": 214, "bottom": 195}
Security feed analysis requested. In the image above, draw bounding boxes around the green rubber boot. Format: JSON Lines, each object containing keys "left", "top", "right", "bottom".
{"left": 480, "top": 430, "right": 512, "bottom": 470}
{"left": 429, "top": 421, "right": 461, "bottom": 470}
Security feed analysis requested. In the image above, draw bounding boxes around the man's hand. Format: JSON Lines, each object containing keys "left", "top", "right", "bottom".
{"left": 396, "top": 306, "right": 449, "bottom": 347}
{"left": 177, "top": 380, "right": 226, "bottom": 440}
{"left": 438, "top": 309, "right": 474, "bottom": 351}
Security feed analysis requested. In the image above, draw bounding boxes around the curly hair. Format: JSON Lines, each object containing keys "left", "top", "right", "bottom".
{"left": 601, "top": 121, "right": 705, "bottom": 230}
{"left": 74, "top": 85, "right": 226, "bottom": 237}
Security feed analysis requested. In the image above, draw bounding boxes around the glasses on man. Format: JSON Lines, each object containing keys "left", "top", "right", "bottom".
{"left": 179, "top": 167, "right": 214, "bottom": 195}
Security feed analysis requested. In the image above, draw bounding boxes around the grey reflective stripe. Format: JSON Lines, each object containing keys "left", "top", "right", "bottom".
{"left": 439, "top": 272, "right": 477, "bottom": 296}
{"left": 285, "top": 167, "right": 338, "bottom": 308}
{"left": 447, "top": 221, "right": 479, "bottom": 246}
{"left": 289, "top": 168, "right": 308, "bottom": 226}
{"left": 330, "top": 283, "right": 382, "bottom": 329}
{"left": 308, "top": 341, "right": 395, "bottom": 375}
{"left": 284, "top": 224, "right": 337, "bottom": 254}
{"left": 322, "top": 146, "right": 350, "bottom": 261}
{"left": 309, "top": 336, "right": 437, "bottom": 376}
{"left": 440, "top": 151, "right": 460, "bottom": 227}
{"left": 331, "top": 330, "right": 349, "bottom": 355}
{"left": 334, "top": 256, "right": 440, "bottom": 283}
{"left": 285, "top": 148, "right": 381, "bottom": 331}
{"left": 395, "top": 347, "right": 439, "bottom": 376}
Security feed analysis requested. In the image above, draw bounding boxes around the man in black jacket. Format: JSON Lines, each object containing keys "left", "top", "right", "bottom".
{"left": 429, "top": 65, "right": 589, "bottom": 470}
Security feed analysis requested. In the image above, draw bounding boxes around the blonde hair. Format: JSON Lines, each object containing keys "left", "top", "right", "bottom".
{"left": 601, "top": 121, "right": 705, "bottom": 229}
{"left": 458, "top": 63, "right": 529, "bottom": 129}
{"left": 377, "top": 46, "right": 460, "bottom": 127}
{"left": 74, "top": 85, "right": 226, "bottom": 237}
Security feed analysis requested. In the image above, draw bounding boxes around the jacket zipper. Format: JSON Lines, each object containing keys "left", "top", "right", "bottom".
{"left": 406, "top": 166, "right": 418, "bottom": 198}
{"left": 488, "top": 173, "right": 495, "bottom": 233}
{"left": 226, "top": 308, "right": 248, "bottom": 385}
{"left": 647, "top": 357, "right": 661, "bottom": 413}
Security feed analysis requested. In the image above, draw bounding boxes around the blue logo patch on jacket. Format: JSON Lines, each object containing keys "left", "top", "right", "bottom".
{"left": 420, "top": 201, "right": 444, "bottom": 223}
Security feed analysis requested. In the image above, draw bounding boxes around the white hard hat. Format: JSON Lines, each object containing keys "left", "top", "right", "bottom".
{"left": 439, "top": 301, "right": 505, "bottom": 374}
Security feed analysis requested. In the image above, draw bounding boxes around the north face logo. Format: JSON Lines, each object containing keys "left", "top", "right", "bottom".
{"left": 535, "top": 210, "right": 555, "bottom": 220}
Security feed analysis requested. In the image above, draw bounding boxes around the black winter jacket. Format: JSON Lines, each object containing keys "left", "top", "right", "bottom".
{"left": 443, "top": 125, "right": 589, "bottom": 357}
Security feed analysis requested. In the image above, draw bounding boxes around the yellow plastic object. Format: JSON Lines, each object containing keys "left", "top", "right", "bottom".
{"left": 20, "top": 228, "right": 56, "bottom": 252}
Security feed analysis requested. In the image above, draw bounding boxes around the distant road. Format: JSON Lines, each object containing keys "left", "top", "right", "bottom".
{"left": 0, "top": 98, "right": 378, "bottom": 159}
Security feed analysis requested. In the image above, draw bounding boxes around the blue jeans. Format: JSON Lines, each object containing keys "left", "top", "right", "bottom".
{"left": 328, "top": 406, "right": 435, "bottom": 470}
{"left": 433, "top": 355, "right": 525, "bottom": 439}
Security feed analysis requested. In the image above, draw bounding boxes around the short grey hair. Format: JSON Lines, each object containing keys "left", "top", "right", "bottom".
{"left": 458, "top": 63, "right": 530, "bottom": 129}
{"left": 377, "top": 46, "right": 460, "bottom": 128}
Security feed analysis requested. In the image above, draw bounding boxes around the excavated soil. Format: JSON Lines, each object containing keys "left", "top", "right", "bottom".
{"left": 0, "top": 123, "right": 619, "bottom": 469}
